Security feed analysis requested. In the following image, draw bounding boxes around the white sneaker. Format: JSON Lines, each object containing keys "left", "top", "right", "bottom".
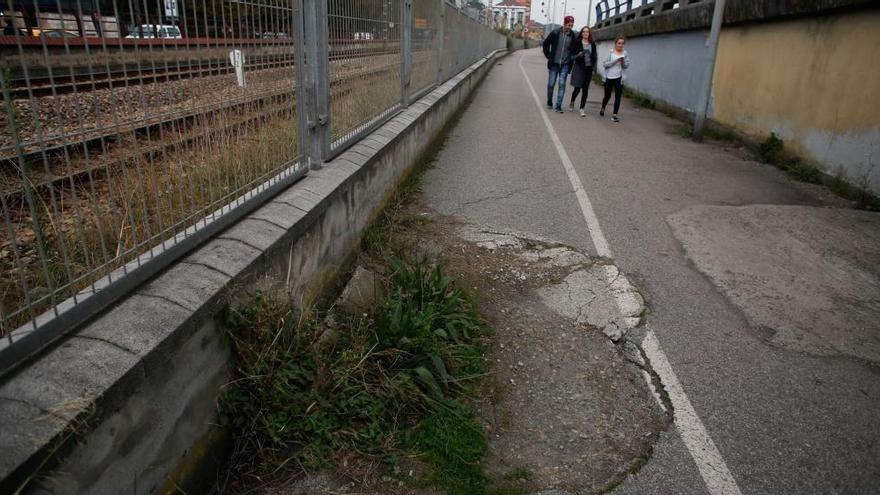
{"left": 568, "top": 104, "right": 574, "bottom": 112}
{"left": 579, "top": 109, "right": 585, "bottom": 117}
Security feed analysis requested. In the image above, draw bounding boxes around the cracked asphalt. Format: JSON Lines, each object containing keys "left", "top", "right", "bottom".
{"left": 417, "top": 49, "right": 880, "bottom": 494}
{"left": 395, "top": 222, "right": 667, "bottom": 493}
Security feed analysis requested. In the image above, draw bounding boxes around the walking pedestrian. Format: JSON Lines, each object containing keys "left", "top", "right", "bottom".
{"left": 542, "top": 15, "right": 576, "bottom": 113}
{"left": 600, "top": 36, "right": 630, "bottom": 123}
{"left": 568, "top": 26, "right": 597, "bottom": 117}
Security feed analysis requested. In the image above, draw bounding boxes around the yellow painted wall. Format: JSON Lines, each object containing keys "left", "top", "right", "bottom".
{"left": 712, "top": 11, "right": 880, "bottom": 187}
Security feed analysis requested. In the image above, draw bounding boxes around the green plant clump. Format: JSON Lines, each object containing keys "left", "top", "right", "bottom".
{"left": 758, "top": 132, "right": 823, "bottom": 184}
{"left": 678, "top": 124, "right": 694, "bottom": 138}
{"left": 758, "top": 132, "right": 785, "bottom": 164}
{"left": 633, "top": 94, "right": 655, "bottom": 109}
{"left": 219, "top": 256, "right": 489, "bottom": 493}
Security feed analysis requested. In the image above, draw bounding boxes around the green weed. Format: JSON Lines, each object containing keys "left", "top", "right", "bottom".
{"left": 218, "top": 256, "right": 488, "bottom": 492}
{"left": 789, "top": 162, "right": 822, "bottom": 183}
{"left": 677, "top": 124, "right": 694, "bottom": 138}
{"left": 831, "top": 167, "right": 880, "bottom": 211}
{"left": 757, "top": 133, "right": 823, "bottom": 185}
{"left": 405, "top": 402, "right": 488, "bottom": 495}
{"left": 632, "top": 94, "right": 655, "bottom": 109}
{"left": 758, "top": 132, "right": 785, "bottom": 164}
{"left": 360, "top": 167, "right": 426, "bottom": 255}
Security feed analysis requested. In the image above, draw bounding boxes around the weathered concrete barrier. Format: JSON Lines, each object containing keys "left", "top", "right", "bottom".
{"left": 0, "top": 49, "right": 506, "bottom": 495}
{"left": 506, "top": 36, "right": 541, "bottom": 51}
{"left": 593, "top": 0, "right": 880, "bottom": 194}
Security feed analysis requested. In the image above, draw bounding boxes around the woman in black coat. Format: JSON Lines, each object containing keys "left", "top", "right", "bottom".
{"left": 568, "top": 26, "right": 598, "bottom": 117}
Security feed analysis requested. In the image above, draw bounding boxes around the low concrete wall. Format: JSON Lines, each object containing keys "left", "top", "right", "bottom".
{"left": 0, "top": 50, "right": 505, "bottom": 495}
{"left": 506, "top": 37, "right": 540, "bottom": 51}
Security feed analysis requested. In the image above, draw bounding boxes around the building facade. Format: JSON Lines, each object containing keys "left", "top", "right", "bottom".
{"left": 492, "top": 0, "right": 530, "bottom": 33}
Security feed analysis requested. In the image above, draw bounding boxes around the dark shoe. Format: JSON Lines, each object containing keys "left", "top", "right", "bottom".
{"left": 600, "top": 108, "right": 605, "bottom": 117}
{"left": 555, "top": 106, "right": 563, "bottom": 113}
{"left": 547, "top": 100, "right": 553, "bottom": 108}
{"left": 612, "top": 115, "right": 620, "bottom": 122}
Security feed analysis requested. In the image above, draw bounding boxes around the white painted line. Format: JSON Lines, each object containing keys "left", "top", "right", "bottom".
{"left": 517, "top": 53, "right": 743, "bottom": 495}
{"left": 516, "top": 55, "right": 612, "bottom": 259}
{"left": 643, "top": 329, "right": 744, "bottom": 495}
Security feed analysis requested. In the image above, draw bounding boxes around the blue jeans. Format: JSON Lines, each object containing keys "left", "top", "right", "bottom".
{"left": 547, "top": 63, "right": 570, "bottom": 110}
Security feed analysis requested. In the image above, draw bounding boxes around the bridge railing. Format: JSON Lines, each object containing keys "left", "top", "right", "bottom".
{"left": 0, "top": 0, "right": 504, "bottom": 375}
{"left": 594, "top": 0, "right": 707, "bottom": 27}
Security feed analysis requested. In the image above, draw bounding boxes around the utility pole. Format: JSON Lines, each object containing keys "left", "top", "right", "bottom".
{"left": 692, "top": 0, "right": 726, "bottom": 142}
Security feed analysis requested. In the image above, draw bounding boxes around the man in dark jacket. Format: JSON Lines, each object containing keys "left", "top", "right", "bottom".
{"left": 542, "top": 15, "right": 576, "bottom": 113}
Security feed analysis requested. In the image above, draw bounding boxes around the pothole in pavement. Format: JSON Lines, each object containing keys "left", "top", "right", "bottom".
{"left": 392, "top": 210, "right": 671, "bottom": 494}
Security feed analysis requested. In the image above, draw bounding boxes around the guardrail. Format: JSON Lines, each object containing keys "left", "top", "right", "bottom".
{"left": 594, "top": 0, "right": 705, "bottom": 27}
{"left": 0, "top": 0, "right": 504, "bottom": 376}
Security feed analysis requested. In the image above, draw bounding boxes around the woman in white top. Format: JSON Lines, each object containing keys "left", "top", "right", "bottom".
{"left": 601, "top": 36, "right": 630, "bottom": 122}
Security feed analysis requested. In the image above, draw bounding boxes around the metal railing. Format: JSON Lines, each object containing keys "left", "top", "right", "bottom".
{"left": 0, "top": 0, "right": 504, "bottom": 374}
{"left": 595, "top": 0, "right": 704, "bottom": 26}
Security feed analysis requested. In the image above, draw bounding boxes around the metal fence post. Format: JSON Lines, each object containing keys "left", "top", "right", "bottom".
{"left": 436, "top": 0, "right": 446, "bottom": 84}
{"left": 401, "top": 0, "right": 413, "bottom": 107}
{"left": 693, "top": 0, "right": 726, "bottom": 142}
{"left": 315, "top": 0, "right": 332, "bottom": 159}
{"left": 294, "top": 0, "right": 314, "bottom": 170}
{"left": 300, "top": 0, "right": 331, "bottom": 169}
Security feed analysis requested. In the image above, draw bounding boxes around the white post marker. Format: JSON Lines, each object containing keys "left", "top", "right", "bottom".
{"left": 230, "top": 49, "right": 246, "bottom": 88}
{"left": 517, "top": 52, "right": 743, "bottom": 495}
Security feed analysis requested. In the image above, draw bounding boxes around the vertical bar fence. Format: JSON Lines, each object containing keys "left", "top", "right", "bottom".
{"left": 595, "top": 0, "right": 701, "bottom": 27}
{"left": 0, "top": 0, "right": 504, "bottom": 375}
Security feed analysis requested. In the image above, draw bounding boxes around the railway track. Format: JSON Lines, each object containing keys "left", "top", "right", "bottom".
{"left": 0, "top": 47, "right": 436, "bottom": 337}
{"left": 0, "top": 51, "right": 410, "bottom": 155}
{"left": 3, "top": 46, "right": 403, "bottom": 98}
{"left": 1, "top": 56, "right": 411, "bottom": 197}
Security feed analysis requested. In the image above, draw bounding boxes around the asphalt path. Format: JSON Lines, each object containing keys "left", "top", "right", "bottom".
{"left": 420, "top": 48, "right": 880, "bottom": 494}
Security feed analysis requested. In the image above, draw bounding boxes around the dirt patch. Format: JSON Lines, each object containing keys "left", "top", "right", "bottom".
{"left": 387, "top": 203, "right": 670, "bottom": 493}
{"left": 278, "top": 199, "right": 670, "bottom": 494}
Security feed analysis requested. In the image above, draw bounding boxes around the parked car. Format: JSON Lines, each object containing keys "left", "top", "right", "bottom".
{"left": 125, "top": 24, "right": 181, "bottom": 39}
{"left": 38, "top": 29, "right": 80, "bottom": 38}
{"left": 259, "top": 31, "right": 288, "bottom": 39}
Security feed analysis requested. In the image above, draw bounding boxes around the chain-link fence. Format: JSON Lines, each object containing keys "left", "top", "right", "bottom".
{"left": 326, "top": 0, "right": 402, "bottom": 150}
{"left": 0, "top": 0, "right": 504, "bottom": 373}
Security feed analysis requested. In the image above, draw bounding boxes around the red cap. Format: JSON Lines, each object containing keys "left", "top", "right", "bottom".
{"left": 564, "top": 15, "right": 575, "bottom": 24}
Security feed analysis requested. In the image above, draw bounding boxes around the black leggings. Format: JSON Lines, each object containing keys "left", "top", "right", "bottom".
{"left": 570, "top": 84, "right": 590, "bottom": 109}
{"left": 602, "top": 77, "right": 623, "bottom": 114}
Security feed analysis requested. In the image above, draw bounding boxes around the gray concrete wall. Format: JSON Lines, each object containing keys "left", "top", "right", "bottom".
{"left": 595, "top": 30, "right": 712, "bottom": 115}
{"left": 0, "top": 50, "right": 505, "bottom": 495}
